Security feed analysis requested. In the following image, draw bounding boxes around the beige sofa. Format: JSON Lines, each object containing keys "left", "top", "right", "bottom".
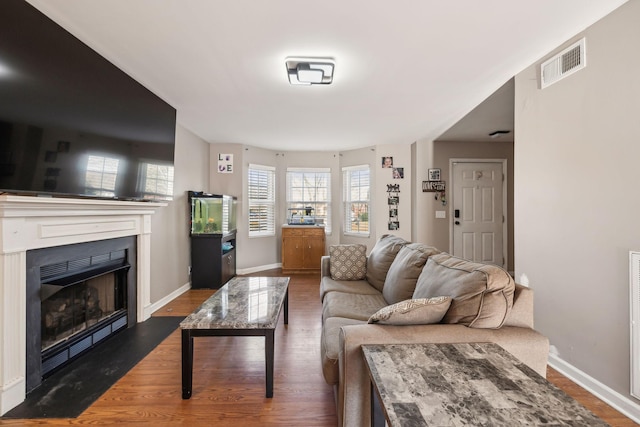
{"left": 319, "top": 235, "right": 549, "bottom": 427}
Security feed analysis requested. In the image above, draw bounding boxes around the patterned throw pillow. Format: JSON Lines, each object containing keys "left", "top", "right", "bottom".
{"left": 368, "top": 296, "right": 451, "bottom": 325}
{"left": 329, "top": 244, "right": 367, "bottom": 280}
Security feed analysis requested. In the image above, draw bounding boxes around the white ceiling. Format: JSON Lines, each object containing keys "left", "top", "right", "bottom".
{"left": 27, "top": 0, "right": 627, "bottom": 151}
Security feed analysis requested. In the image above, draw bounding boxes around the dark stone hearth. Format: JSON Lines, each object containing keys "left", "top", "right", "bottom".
{"left": 2, "top": 316, "right": 182, "bottom": 419}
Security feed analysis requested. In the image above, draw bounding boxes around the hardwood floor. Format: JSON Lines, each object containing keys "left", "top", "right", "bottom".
{"left": 0, "top": 270, "right": 637, "bottom": 426}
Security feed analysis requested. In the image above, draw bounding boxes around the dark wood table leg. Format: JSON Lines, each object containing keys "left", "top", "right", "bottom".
{"left": 284, "top": 286, "right": 289, "bottom": 325}
{"left": 265, "top": 329, "right": 275, "bottom": 398}
{"left": 181, "top": 329, "right": 193, "bottom": 399}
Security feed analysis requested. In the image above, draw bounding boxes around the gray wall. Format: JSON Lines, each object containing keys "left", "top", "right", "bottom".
{"left": 514, "top": 0, "right": 640, "bottom": 402}
{"left": 149, "top": 124, "right": 209, "bottom": 302}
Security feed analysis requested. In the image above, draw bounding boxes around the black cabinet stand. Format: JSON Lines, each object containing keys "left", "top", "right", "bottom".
{"left": 190, "top": 231, "right": 236, "bottom": 289}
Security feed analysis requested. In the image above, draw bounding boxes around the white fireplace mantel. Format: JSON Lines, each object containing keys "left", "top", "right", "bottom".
{"left": 0, "top": 194, "right": 166, "bottom": 415}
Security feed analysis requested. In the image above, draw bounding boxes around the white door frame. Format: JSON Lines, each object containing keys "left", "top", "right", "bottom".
{"left": 448, "top": 158, "right": 508, "bottom": 268}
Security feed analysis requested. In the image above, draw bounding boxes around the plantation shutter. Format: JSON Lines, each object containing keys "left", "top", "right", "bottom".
{"left": 342, "top": 165, "right": 370, "bottom": 235}
{"left": 248, "top": 164, "right": 276, "bottom": 236}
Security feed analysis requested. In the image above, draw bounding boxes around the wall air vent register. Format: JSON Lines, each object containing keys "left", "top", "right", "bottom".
{"left": 540, "top": 38, "right": 586, "bottom": 89}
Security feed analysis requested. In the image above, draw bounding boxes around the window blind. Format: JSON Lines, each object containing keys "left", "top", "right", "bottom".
{"left": 248, "top": 164, "right": 276, "bottom": 236}
{"left": 343, "top": 165, "right": 370, "bottom": 235}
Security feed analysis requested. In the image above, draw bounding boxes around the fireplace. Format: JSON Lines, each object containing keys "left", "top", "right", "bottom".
{"left": 25, "top": 237, "right": 136, "bottom": 391}
{"left": 0, "top": 195, "right": 164, "bottom": 415}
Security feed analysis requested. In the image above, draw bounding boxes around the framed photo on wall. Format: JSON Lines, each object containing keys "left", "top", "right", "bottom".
{"left": 428, "top": 168, "right": 441, "bottom": 181}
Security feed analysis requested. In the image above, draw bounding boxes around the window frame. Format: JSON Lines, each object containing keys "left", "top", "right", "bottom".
{"left": 286, "top": 168, "right": 331, "bottom": 234}
{"left": 342, "top": 164, "right": 371, "bottom": 237}
{"left": 248, "top": 164, "right": 276, "bottom": 237}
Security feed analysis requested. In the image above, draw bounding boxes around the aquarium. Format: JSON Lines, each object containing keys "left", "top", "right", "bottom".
{"left": 189, "top": 192, "right": 237, "bottom": 235}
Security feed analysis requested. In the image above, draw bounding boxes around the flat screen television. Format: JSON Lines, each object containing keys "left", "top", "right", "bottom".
{"left": 0, "top": 0, "right": 177, "bottom": 201}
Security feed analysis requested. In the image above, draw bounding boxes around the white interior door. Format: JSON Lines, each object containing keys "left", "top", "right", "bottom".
{"left": 451, "top": 160, "right": 505, "bottom": 267}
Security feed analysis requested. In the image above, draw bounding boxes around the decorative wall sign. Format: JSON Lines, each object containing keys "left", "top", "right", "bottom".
{"left": 217, "top": 153, "right": 233, "bottom": 173}
{"left": 422, "top": 181, "right": 445, "bottom": 192}
{"left": 422, "top": 181, "right": 447, "bottom": 206}
{"left": 428, "top": 168, "right": 441, "bottom": 181}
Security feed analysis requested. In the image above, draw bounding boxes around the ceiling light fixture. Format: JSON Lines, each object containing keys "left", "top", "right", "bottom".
{"left": 489, "top": 130, "right": 511, "bottom": 138}
{"left": 285, "top": 57, "right": 335, "bottom": 85}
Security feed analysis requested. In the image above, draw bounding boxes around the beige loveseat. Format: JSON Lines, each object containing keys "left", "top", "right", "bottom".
{"left": 319, "top": 235, "right": 549, "bottom": 427}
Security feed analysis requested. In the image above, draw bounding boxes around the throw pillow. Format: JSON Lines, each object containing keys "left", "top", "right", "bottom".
{"left": 382, "top": 243, "right": 440, "bottom": 305}
{"left": 368, "top": 296, "right": 451, "bottom": 325}
{"left": 365, "top": 234, "right": 408, "bottom": 291}
{"left": 413, "top": 253, "right": 515, "bottom": 329}
{"left": 329, "top": 244, "right": 367, "bottom": 280}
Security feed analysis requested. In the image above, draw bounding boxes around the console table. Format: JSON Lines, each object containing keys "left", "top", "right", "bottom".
{"left": 180, "top": 276, "right": 289, "bottom": 399}
{"left": 362, "top": 343, "right": 609, "bottom": 426}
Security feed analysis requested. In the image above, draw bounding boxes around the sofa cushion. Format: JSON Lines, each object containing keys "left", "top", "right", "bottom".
{"left": 320, "top": 276, "right": 381, "bottom": 302}
{"left": 322, "top": 292, "right": 388, "bottom": 322}
{"left": 365, "top": 234, "right": 408, "bottom": 292}
{"left": 382, "top": 243, "right": 440, "bottom": 305}
{"left": 329, "top": 244, "right": 367, "bottom": 280}
{"left": 368, "top": 296, "right": 451, "bottom": 325}
{"left": 412, "top": 253, "right": 515, "bottom": 329}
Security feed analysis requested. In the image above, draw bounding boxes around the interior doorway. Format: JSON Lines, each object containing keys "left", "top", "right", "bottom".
{"left": 449, "top": 159, "right": 507, "bottom": 268}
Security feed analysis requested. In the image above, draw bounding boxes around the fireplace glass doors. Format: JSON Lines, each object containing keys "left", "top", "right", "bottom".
{"left": 38, "top": 248, "right": 130, "bottom": 378}
{"left": 41, "top": 268, "right": 127, "bottom": 351}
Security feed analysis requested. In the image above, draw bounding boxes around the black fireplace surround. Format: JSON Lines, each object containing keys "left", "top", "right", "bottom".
{"left": 25, "top": 237, "right": 137, "bottom": 393}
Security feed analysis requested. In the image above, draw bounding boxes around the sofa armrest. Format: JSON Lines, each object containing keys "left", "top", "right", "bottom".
{"left": 505, "top": 284, "right": 535, "bottom": 328}
{"left": 337, "top": 323, "right": 549, "bottom": 427}
{"left": 321, "top": 255, "right": 331, "bottom": 279}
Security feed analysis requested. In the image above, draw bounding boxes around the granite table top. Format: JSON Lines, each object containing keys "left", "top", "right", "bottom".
{"left": 362, "top": 343, "right": 609, "bottom": 427}
{"left": 179, "top": 276, "right": 289, "bottom": 330}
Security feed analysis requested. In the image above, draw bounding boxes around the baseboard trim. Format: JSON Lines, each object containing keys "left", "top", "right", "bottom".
{"left": 146, "top": 282, "right": 191, "bottom": 317}
{"left": 0, "top": 376, "right": 25, "bottom": 416}
{"left": 237, "top": 263, "right": 282, "bottom": 275}
{"left": 548, "top": 353, "right": 640, "bottom": 423}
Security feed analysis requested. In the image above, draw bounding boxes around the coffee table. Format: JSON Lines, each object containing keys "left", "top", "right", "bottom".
{"left": 180, "top": 276, "right": 289, "bottom": 399}
{"left": 362, "top": 343, "right": 609, "bottom": 427}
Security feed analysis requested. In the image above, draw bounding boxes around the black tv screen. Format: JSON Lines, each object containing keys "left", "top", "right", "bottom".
{"left": 0, "top": 0, "right": 176, "bottom": 201}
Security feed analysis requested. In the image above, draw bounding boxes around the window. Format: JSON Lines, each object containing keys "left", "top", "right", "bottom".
{"left": 138, "top": 162, "right": 174, "bottom": 200}
{"left": 248, "top": 164, "right": 276, "bottom": 237}
{"left": 286, "top": 168, "right": 331, "bottom": 233}
{"left": 343, "top": 165, "right": 370, "bottom": 235}
{"left": 85, "top": 155, "right": 119, "bottom": 197}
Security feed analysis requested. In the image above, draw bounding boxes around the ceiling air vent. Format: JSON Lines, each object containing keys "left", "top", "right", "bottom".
{"left": 540, "top": 38, "right": 586, "bottom": 89}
